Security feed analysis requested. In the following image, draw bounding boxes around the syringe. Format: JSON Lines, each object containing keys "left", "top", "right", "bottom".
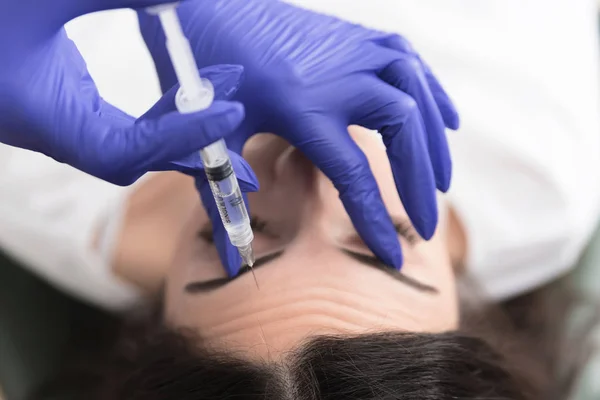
{"left": 147, "top": 4, "right": 255, "bottom": 268}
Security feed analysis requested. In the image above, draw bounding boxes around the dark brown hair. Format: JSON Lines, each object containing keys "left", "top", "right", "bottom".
{"left": 36, "top": 274, "right": 597, "bottom": 400}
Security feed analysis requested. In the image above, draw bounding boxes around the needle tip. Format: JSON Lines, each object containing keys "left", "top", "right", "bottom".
{"left": 238, "top": 244, "right": 258, "bottom": 290}
{"left": 238, "top": 244, "right": 255, "bottom": 268}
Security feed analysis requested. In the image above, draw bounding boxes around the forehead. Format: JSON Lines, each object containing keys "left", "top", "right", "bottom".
{"left": 165, "top": 241, "right": 458, "bottom": 358}
{"left": 164, "top": 128, "right": 457, "bottom": 358}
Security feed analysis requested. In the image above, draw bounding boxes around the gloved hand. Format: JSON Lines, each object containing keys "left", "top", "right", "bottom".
{"left": 0, "top": 0, "right": 247, "bottom": 185}
{"left": 138, "top": 0, "right": 460, "bottom": 273}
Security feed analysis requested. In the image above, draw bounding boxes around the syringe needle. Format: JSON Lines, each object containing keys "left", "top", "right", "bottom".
{"left": 238, "top": 244, "right": 258, "bottom": 290}
{"left": 249, "top": 263, "right": 260, "bottom": 291}
{"left": 149, "top": 3, "right": 257, "bottom": 285}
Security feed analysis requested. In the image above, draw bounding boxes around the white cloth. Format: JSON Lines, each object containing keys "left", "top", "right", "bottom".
{"left": 0, "top": 1, "right": 599, "bottom": 310}
{"left": 0, "top": 147, "right": 142, "bottom": 310}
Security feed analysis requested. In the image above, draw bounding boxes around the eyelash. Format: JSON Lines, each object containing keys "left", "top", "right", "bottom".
{"left": 198, "top": 216, "right": 268, "bottom": 244}
{"left": 396, "top": 220, "right": 420, "bottom": 245}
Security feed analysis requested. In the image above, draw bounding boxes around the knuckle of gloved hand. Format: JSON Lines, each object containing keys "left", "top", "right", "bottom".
{"left": 399, "top": 96, "right": 419, "bottom": 118}
{"left": 378, "top": 96, "right": 419, "bottom": 132}
{"left": 382, "top": 34, "right": 416, "bottom": 55}
{"left": 387, "top": 57, "right": 420, "bottom": 91}
{"left": 402, "top": 55, "right": 423, "bottom": 75}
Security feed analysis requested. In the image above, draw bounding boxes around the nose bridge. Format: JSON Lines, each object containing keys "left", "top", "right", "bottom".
{"left": 274, "top": 146, "right": 330, "bottom": 242}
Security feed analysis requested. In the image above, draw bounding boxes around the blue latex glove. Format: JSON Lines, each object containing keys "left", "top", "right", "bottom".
{"left": 138, "top": 0, "right": 460, "bottom": 273}
{"left": 0, "top": 0, "right": 248, "bottom": 185}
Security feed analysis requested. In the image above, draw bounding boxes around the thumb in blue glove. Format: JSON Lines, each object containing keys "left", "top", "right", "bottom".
{"left": 137, "top": 64, "right": 260, "bottom": 276}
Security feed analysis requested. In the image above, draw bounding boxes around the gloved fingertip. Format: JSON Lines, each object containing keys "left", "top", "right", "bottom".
{"left": 199, "top": 64, "right": 245, "bottom": 101}
{"left": 436, "top": 177, "right": 451, "bottom": 194}
{"left": 381, "top": 242, "right": 404, "bottom": 271}
{"left": 391, "top": 164, "right": 438, "bottom": 241}
{"left": 201, "top": 100, "right": 245, "bottom": 119}
{"left": 412, "top": 210, "right": 438, "bottom": 241}
{"left": 339, "top": 183, "right": 404, "bottom": 270}
{"left": 166, "top": 101, "right": 244, "bottom": 146}
{"left": 444, "top": 108, "right": 460, "bottom": 131}
{"left": 208, "top": 101, "right": 246, "bottom": 126}
{"left": 435, "top": 161, "right": 452, "bottom": 193}
{"left": 437, "top": 97, "right": 460, "bottom": 130}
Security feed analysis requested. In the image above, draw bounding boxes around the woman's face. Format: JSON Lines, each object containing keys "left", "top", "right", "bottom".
{"left": 165, "top": 127, "right": 458, "bottom": 360}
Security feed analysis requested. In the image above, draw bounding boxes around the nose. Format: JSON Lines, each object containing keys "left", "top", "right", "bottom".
{"left": 273, "top": 145, "right": 343, "bottom": 245}
{"left": 273, "top": 146, "right": 316, "bottom": 198}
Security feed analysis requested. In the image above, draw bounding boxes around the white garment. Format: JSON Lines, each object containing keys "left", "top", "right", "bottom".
{"left": 0, "top": 1, "right": 598, "bottom": 310}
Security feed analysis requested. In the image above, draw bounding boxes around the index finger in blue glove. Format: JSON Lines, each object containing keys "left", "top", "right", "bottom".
{"left": 376, "top": 35, "right": 460, "bottom": 130}
{"left": 352, "top": 79, "right": 438, "bottom": 241}
{"left": 94, "top": 100, "right": 245, "bottom": 185}
{"left": 378, "top": 55, "right": 452, "bottom": 192}
{"left": 195, "top": 152, "right": 259, "bottom": 277}
{"left": 134, "top": 64, "right": 245, "bottom": 175}
{"left": 290, "top": 116, "right": 403, "bottom": 270}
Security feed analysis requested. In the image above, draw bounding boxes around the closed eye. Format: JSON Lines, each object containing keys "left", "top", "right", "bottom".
{"left": 394, "top": 220, "right": 419, "bottom": 245}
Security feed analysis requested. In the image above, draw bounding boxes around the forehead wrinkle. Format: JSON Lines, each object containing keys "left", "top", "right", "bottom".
{"left": 193, "top": 285, "right": 432, "bottom": 340}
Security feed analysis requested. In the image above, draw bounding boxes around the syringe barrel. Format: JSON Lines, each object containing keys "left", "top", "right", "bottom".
{"left": 200, "top": 140, "right": 230, "bottom": 168}
{"left": 204, "top": 161, "right": 254, "bottom": 248}
{"left": 174, "top": 84, "right": 252, "bottom": 247}
{"left": 153, "top": 4, "right": 254, "bottom": 254}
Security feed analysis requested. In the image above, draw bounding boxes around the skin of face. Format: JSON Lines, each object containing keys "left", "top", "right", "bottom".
{"left": 165, "top": 126, "right": 458, "bottom": 361}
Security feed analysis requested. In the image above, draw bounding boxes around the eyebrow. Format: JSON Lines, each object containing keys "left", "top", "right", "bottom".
{"left": 184, "top": 249, "right": 438, "bottom": 295}
{"left": 340, "top": 250, "right": 438, "bottom": 294}
{"left": 185, "top": 251, "right": 284, "bottom": 293}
